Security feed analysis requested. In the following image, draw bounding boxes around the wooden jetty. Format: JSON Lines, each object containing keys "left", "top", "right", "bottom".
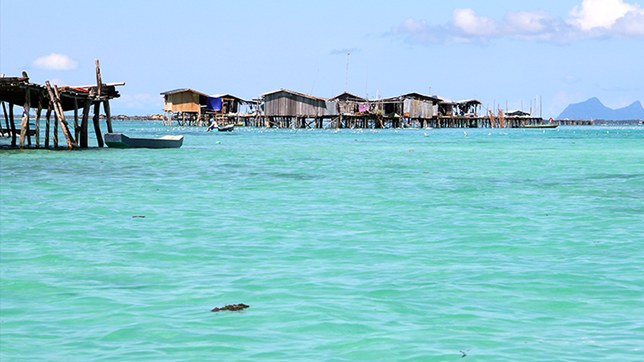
{"left": 0, "top": 60, "right": 124, "bottom": 149}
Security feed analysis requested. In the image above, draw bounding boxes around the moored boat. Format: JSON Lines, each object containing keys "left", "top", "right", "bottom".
{"left": 104, "top": 133, "right": 183, "bottom": 148}
{"left": 218, "top": 124, "right": 235, "bottom": 132}
{"left": 521, "top": 124, "right": 558, "bottom": 129}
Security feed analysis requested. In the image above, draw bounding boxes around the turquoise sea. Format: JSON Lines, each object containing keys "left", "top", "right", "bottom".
{"left": 1, "top": 122, "right": 643, "bottom": 361}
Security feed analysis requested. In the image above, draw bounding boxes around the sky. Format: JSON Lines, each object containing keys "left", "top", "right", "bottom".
{"left": 1, "top": 0, "right": 643, "bottom": 118}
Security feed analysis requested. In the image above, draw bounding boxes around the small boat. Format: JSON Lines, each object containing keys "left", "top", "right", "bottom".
{"left": 521, "top": 124, "right": 558, "bottom": 129}
{"left": 104, "top": 133, "right": 183, "bottom": 148}
{"left": 218, "top": 124, "right": 235, "bottom": 132}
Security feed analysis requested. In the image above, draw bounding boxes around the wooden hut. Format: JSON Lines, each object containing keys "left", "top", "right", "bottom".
{"left": 454, "top": 99, "right": 482, "bottom": 117}
{"left": 161, "top": 88, "right": 209, "bottom": 126}
{"left": 261, "top": 89, "right": 336, "bottom": 128}
{"left": 329, "top": 92, "right": 368, "bottom": 115}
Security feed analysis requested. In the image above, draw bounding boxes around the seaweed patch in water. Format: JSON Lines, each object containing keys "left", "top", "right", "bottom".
{"left": 211, "top": 304, "right": 249, "bottom": 312}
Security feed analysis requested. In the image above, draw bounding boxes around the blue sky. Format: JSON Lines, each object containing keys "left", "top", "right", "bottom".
{"left": 1, "top": 0, "right": 643, "bottom": 118}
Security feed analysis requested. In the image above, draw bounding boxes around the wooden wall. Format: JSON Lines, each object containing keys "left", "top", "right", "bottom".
{"left": 165, "top": 91, "right": 200, "bottom": 113}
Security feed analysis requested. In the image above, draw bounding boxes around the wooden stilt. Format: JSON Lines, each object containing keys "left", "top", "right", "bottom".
{"left": 103, "top": 100, "right": 113, "bottom": 133}
{"left": 74, "top": 98, "right": 80, "bottom": 142}
{"left": 1, "top": 102, "right": 9, "bottom": 136}
{"left": 93, "top": 102, "right": 103, "bottom": 147}
{"left": 9, "top": 102, "right": 16, "bottom": 147}
{"left": 80, "top": 99, "right": 91, "bottom": 148}
{"left": 95, "top": 59, "right": 103, "bottom": 98}
{"left": 19, "top": 88, "right": 31, "bottom": 149}
{"left": 44, "top": 107, "right": 51, "bottom": 148}
{"left": 44, "top": 82, "right": 75, "bottom": 149}
{"left": 35, "top": 95, "right": 43, "bottom": 148}
{"left": 53, "top": 112, "right": 59, "bottom": 147}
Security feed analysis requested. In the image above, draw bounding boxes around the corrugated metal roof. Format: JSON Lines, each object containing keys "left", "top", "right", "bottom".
{"left": 211, "top": 94, "right": 249, "bottom": 103}
{"left": 456, "top": 99, "right": 482, "bottom": 104}
{"left": 260, "top": 88, "right": 328, "bottom": 101}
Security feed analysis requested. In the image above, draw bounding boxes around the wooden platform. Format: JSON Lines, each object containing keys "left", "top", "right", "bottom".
{"left": 0, "top": 60, "right": 124, "bottom": 149}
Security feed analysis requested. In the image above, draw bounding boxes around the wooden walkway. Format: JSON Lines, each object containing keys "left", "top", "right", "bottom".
{"left": 205, "top": 114, "right": 560, "bottom": 129}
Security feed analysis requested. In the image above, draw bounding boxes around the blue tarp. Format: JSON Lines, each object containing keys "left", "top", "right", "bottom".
{"left": 207, "top": 97, "right": 222, "bottom": 111}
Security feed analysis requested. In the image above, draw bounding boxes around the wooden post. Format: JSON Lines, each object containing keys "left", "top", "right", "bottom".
{"left": 52, "top": 85, "right": 76, "bottom": 148}
{"left": 104, "top": 100, "right": 113, "bottom": 133}
{"left": 80, "top": 99, "right": 91, "bottom": 148}
{"left": 95, "top": 59, "right": 102, "bottom": 98}
{"left": 93, "top": 102, "right": 103, "bottom": 147}
{"left": 9, "top": 102, "right": 17, "bottom": 147}
{"left": 53, "top": 112, "right": 59, "bottom": 147}
{"left": 74, "top": 98, "right": 80, "bottom": 142}
{"left": 1, "top": 102, "right": 10, "bottom": 137}
{"left": 20, "top": 87, "right": 31, "bottom": 148}
{"left": 35, "top": 95, "right": 43, "bottom": 148}
{"left": 44, "top": 107, "right": 51, "bottom": 148}
{"left": 45, "top": 81, "right": 75, "bottom": 149}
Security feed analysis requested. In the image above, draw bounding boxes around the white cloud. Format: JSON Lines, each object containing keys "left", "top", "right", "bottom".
{"left": 453, "top": 9, "right": 498, "bottom": 36}
{"left": 32, "top": 53, "right": 79, "bottom": 70}
{"left": 392, "top": 0, "right": 644, "bottom": 44}
{"left": 568, "top": 0, "right": 638, "bottom": 30}
{"left": 503, "top": 10, "right": 552, "bottom": 35}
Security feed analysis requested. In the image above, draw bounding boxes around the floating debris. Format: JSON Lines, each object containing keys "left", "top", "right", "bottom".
{"left": 211, "top": 303, "right": 249, "bottom": 312}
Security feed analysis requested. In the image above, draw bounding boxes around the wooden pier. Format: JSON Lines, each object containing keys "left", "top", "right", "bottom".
{"left": 0, "top": 60, "right": 123, "bottom": 149}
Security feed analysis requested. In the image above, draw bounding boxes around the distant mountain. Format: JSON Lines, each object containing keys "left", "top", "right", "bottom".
{"left": 557, "top": 97, "right": 644, "bottom": 120}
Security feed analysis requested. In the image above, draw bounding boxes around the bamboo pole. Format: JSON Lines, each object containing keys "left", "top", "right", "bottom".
{"left": 19, "top": 87, "right": 31, "bottom": 148}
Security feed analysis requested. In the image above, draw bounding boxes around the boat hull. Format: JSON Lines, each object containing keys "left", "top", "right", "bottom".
{"left": 521, "top": 124, "right": 558, "bottom": 129}
{"left": 104, "top": 133, "right": 183, "bottom": 148}
{"left": 218, "top": 124, "right": 234, "bottom": 132}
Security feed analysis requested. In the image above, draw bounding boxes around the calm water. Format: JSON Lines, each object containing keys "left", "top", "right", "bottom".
{"left": 1, "top": 122, "right": 643, "bottom": 361}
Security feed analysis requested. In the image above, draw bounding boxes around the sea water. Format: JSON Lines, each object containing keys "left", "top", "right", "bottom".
{"left": 1, "top": 122, "right": 643, "bottom": 361}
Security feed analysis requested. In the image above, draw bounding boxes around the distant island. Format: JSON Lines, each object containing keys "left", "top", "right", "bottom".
{"left": 558, "top": 97, "right": 644, "bottom": 121}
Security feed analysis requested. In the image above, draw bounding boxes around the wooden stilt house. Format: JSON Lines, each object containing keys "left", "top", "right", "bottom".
{"left": 161, "top": 88, "right": 210, "bottom": 126}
